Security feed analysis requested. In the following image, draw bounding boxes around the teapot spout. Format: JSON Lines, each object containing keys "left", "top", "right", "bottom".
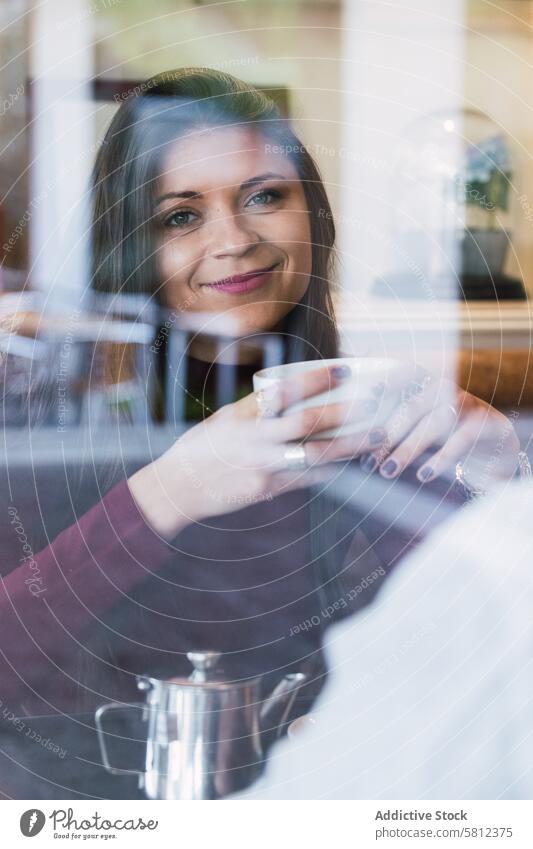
{"left": 260, "top": 672, "right": 307, "bottom": 743}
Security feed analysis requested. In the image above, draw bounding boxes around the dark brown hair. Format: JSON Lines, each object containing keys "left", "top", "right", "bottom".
{"left": 91, "top": 67, "right": 338, "bottom": 363}
{"left": 82, "top": 71, "right": 345, "bottom": 702}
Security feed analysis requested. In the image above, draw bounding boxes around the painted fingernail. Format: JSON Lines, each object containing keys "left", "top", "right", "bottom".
{"left": 418, "top": 466, "right": 434, "bottom": 482}
{"left": 360, "top": 454, "right": 377, "bottom": 473}
{"left": 381, "top": 459, "right": 397, "bottom": 476}
{"left": 365, "top": 399, "right": 379, "bottom": 415}
{"left": 372, "top": 381, "right": 386, "bottom": 397}
{"left": 369, "top": 429, "right": 385, "bottom": 445}
{"left": 331, "top": 364, "right": 351, "bottom": 380}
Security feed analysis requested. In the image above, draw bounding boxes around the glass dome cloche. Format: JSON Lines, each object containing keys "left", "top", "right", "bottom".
{"left": 375, "top": 108, "right": 525, "bottom": 300}
{"left": 459, "top": 109, "right": 512, "bottom": 279}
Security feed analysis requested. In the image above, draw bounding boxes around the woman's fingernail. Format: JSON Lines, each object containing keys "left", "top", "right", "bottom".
{"left": 365, "top": 399, "right": 379, "bottom": 415}
{"left": 418, "top": 466, "right": 434, "bottom": 482}
{"left": 369, "top": 429, "right": 385, "bottom": 445}
{"left": 372, "top": 381, "right": 386, "bottom": 397}
{"left": 360, "top": 454, "right": 377, "bottom": 473}
{"left": 331, "top": 364, "right": 351, "bottom": 380}
{"left": 381, "top": 459, "right": 397, "bottom": 476}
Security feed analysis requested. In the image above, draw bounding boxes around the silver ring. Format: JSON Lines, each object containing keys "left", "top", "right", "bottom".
{"left": 283, "top": 443, "right": 308, "bottom": 471}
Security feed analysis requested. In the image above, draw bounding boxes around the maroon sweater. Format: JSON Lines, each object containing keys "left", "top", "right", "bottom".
{"left": 1, "top": 352, "right": 467, "bottom": 717}
{"left": 1, "top": 480, "right": 176, "bottom": 715}
{"left": 2, "top": 469, "right": 430, "bottom": 717}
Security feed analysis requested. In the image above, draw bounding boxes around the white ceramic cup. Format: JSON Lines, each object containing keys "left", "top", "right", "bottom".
{"left": 253, "top": 356, "right": 403, "bottom": 439}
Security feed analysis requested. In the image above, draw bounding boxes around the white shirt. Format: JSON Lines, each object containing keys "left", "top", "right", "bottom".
{"left": 240, "top": 481, "right": 533, "bottom": 799}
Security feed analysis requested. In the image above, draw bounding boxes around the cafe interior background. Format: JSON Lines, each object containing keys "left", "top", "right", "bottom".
{"left": 1, "top": 0, "right": 533, "bottom": 800}
{"left": 2, "top": 0, "right": 533, "bottom": 425}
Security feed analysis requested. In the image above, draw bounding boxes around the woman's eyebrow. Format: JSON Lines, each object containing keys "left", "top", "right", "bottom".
{"left": 155, "top": 172, "right": 287, "bottom": 205}
{"left": 240, "top": 172, "right": 287, "bottom": 190}
{"left": 155, "top": 189, "right": 202, "bottom": 205}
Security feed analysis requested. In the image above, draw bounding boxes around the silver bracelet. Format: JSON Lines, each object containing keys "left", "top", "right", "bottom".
{"left": 456, "top": 451, "right": 532, "bottom": 499}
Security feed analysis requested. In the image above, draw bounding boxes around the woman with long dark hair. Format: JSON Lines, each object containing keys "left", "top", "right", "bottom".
{"left": 0, "top": 68, "right": 521, "bottom": 721}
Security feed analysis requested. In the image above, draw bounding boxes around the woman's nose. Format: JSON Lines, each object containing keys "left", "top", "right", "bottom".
{"left": 206, "top": 210, "right": 259, "bottom": 258}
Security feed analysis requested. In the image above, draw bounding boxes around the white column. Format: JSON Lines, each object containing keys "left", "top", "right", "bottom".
{"left": 29, "top": 0, "right": 94, "bottom": 309}
{"left": 339, "top": 0, "right": 464, "bottom": 378}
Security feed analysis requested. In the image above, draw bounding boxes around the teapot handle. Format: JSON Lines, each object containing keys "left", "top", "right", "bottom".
{"left": 95, "top": 702, "right": 146, "bottom": 777}
{"left": 260, "top": 672, "right": 308, "bottom": 742}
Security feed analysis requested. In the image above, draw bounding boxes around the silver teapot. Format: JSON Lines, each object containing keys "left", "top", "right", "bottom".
{"left": 95, "top": 651, "right": 307, "bottom": 799}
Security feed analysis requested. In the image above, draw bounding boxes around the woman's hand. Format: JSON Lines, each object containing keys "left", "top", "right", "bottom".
{"left": 129, "top": 361, "right": 522, "bottom": 539}
{"left": 127, "top": 363, "right": 383, "bottom": 538}
{"left": 358, "top": 369, "right": 521, "bottom": 490}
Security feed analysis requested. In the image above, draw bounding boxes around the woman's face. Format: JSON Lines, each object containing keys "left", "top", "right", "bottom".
{"left": 154, "top": 126, "right": 312, "bottom": 338}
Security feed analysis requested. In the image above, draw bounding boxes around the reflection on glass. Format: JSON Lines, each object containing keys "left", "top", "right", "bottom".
{"left": 0, "top": 44, "right": 529, "bottom": 802}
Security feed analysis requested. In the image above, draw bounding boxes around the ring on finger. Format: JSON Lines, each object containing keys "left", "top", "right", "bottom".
{"left": 283, "top": 443, "right": 308, "bottom": 471}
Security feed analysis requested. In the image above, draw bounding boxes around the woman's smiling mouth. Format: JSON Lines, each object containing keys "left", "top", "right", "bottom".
{"left": 200, "top": 262, "right": 280, "bottom": 295}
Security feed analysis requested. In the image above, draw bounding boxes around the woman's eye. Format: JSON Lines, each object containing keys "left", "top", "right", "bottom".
{"left": 246, "top": 189, "right": 282, "bottom": 208}
{"left": 164, "top": 210, "right": 198, "bottom": 229}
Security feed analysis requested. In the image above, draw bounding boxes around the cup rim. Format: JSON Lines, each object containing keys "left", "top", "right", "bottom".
{"left": 254, "top": 355, "right": 399, "bottom": 382}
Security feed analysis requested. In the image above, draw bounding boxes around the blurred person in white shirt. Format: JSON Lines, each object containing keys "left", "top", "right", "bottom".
{"left": 240, "top": 479, "right": 533, "bottom": 800}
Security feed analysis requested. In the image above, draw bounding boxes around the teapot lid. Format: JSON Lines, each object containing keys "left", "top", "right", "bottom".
{"left": 138, "top": 651, "right": 261, "bottom": 690}
{"left": 186, "top": 650, "right": 224, "bottom": 683}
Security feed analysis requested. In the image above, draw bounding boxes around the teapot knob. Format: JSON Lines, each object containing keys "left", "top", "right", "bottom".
{"left": 187, "top": 651, "right": 222, "bottom": 681}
